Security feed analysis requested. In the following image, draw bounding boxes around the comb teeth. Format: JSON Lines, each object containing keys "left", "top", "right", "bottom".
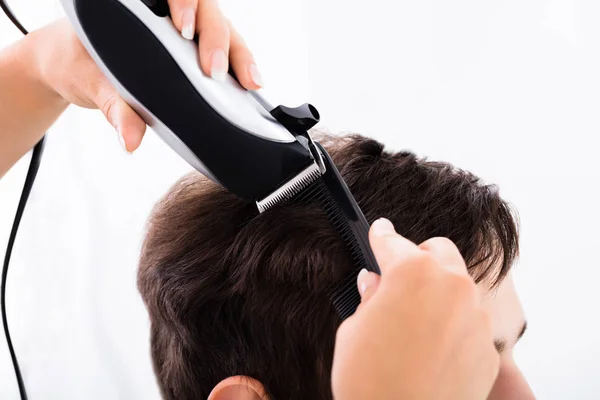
{"left": 329, "top": 270, "right": 362, "bottom": 320}
{"left": 293, "top": 179, "right": 370, "bottom": 320}
{"left": 256, "top": 162, "right": 322, "bottom": 213}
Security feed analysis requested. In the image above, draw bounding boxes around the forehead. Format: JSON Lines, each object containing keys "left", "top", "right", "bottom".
{"left": 479, "top": 273, "right": 525, "bottom": 342}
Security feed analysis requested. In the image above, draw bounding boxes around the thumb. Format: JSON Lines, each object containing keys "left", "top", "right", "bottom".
{"left": 368, "top": 218, "right": 419, "bottom": 275}
{"left": 356, "top": 268, "right": 380, "bottom": 303}
{"left": 97, "top": 85, "right": 147, "bottom": 153}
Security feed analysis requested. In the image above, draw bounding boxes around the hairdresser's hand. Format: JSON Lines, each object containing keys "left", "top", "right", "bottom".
{"left": 331, "top": 218, "right": 499, "bottom": 400}
{"left": 34, "top": 6, "right": 260, "bottom": 153}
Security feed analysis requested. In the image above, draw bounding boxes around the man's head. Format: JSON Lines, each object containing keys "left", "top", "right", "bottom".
{"left": 138, "top": 134, "right": 532, "bottom": 400}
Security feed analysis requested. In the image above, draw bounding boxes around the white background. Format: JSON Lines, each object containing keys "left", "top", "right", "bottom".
{"left": 1, "top": 0, "right": 599, "bottom": 399}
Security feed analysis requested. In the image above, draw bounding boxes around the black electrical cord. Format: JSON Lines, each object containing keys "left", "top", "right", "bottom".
{"left": 0, "top": 0, "right": 25, "bottom": 34}
{"left": 1, "top": 2, "right": 46, "bottom": 399}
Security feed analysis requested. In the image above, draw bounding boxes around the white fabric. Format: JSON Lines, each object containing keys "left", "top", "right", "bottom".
{"left": 1, "top": 0, "right": 600, "bottom": 399}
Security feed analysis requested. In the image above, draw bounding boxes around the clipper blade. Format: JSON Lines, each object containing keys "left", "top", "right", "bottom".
{"left": 256, "top": 162, "right": 322, "bottom": 213}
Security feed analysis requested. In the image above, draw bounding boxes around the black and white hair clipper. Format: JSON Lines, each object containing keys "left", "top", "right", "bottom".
{"left": 61, "top": 0, "right": 381, "bottom": 319}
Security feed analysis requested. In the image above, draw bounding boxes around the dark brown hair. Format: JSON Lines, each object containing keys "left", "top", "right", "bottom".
{"left": 138, "top": 134, "right": 519, "bottom": 400}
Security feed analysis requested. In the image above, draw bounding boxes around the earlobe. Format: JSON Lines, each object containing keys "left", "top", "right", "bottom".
{"left": 208, "top": 376, "right": 267, "bottom": 400}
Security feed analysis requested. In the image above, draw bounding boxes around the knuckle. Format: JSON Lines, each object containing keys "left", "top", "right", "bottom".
{"left": 431, "top": 236, "right": 456, "bottom": 249}
{"left": 446, "top": 273, "right": 478, "bottom": 302}
{"left": 200, "top": 7, "right": 227, "bottom": 29}
{"left": 100, "top": 93, "right": 118, "bottom": 119}
{"left": 387, "top": 249, "right": 435, "bottom": 281}
{"left": 420, "top": 236, "right": 454, "bottom": 250}
{"left": 201, "top": 24, "right": 230, "bottom": 48}
{"left": 407, "top": 248, "right": 433, "bottom": 266}
{"left": 454, "top": 271, "right": 477, "bottom": 289}
{"left": 73, "top": 58, "right": 112, "bottom": 107}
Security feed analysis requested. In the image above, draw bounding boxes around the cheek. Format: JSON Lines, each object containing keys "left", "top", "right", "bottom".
{"left": 487, "top": 359, "right": 535, "bottom": 400}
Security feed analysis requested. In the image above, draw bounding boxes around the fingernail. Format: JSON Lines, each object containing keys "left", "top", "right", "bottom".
{"left": 116, "top": 127, "right": 132, "bottom": 155}
{"left": 357, "top": 268, "right": 371, "bottom": 295}
{"left": 372, "top": 218, "right": 395, "bottom": 237}
{"left": 210, "top": 49, "right": 228, "bottom": 82}
{"left": 249, "top": 64, "right": 264, "bottom": 87}
{"left": 181, "top": 8, "right": 196, "bottom": 40}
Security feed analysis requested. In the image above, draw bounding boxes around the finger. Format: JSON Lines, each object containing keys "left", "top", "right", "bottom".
{"left": 356, "top": 268, "right": 381, "bottom": 303}
{"left": 111, "top": 99, "right": 147, "bottom": 152}
{"left": 197, "top": 0, "right": 230, "bottom": 80}
{"left": 368, "top": 218, "right": 420, "bottom": 274}
{"left": 228, "top": 22, "right": 263, "bottom": 90}
{"left": 96, "top": 83, "right": 146, "bottom": 153}
{"left": 418, "top": 237, "right": 469, "bottom": 276}
{"left": 168, "top": 0, "right": 199, "bottom": 40}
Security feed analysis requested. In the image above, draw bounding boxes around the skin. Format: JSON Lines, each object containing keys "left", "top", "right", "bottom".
{"left": 0, "top": 0, "right": 261, "bottom": 178}
{"left": 210, "top": 219, "right": 535, "bottom": 400}
{"left": 348, "top": 227, "right": 535, "bottom": 400}
{"left": 483, "top": 274, "right": 535, "bottom": 399}
{"left": 333, "top": 219, "right": 500, "bottom": 400}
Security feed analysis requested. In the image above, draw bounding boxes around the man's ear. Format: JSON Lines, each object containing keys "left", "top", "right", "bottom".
{"left": 208, "top": 376, "right": 267, "bottom": 400}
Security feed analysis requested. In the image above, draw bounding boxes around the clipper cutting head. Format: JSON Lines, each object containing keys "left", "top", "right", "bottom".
{"left": 256, "top": 162, "right": 322, "bottom": 213}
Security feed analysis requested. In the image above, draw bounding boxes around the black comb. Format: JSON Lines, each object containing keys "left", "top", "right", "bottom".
{"left": 293, "top": 143, "right": 381, "bottom": 320}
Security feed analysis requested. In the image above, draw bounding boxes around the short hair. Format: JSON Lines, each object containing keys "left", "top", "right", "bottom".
{"left": 138, "top": 134, "right": 519, "bottom": 400}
